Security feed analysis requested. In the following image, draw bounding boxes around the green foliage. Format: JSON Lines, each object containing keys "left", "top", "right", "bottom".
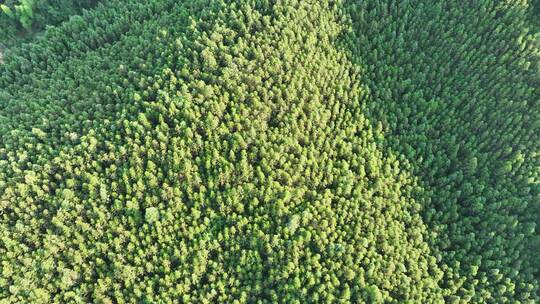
{"left": 344, "top": 0, "right": 540, "bottom": 301}
{"left": 0, "top": 0, "right": 538, "bottom": 303}
{"left": 0, "top": 0, "right": 103, "bottom": 43}
{"left": 144, "top": 207, "right": 159, "bottom": 223}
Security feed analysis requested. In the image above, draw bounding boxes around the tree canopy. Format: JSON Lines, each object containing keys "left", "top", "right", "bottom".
{"left": 0, "top": 0, "right": 538, "bottom": 302}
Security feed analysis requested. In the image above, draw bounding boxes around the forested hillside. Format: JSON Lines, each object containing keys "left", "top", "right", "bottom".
{"left": 0, "top": 0, "right": 538, "bottom": 303}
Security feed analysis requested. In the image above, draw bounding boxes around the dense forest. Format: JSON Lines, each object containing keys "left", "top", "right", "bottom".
{"left": 0, "top": 0, "right": 539, "bottom": 303}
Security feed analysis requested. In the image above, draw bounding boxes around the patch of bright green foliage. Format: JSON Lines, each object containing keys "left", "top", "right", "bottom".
{"left": 0, "top": 0, "right": 538, "bottom": 303}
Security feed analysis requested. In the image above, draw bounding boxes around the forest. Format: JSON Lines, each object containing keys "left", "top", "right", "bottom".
{"left": 0, "top": 0, "right": 539, "bottom": 303}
